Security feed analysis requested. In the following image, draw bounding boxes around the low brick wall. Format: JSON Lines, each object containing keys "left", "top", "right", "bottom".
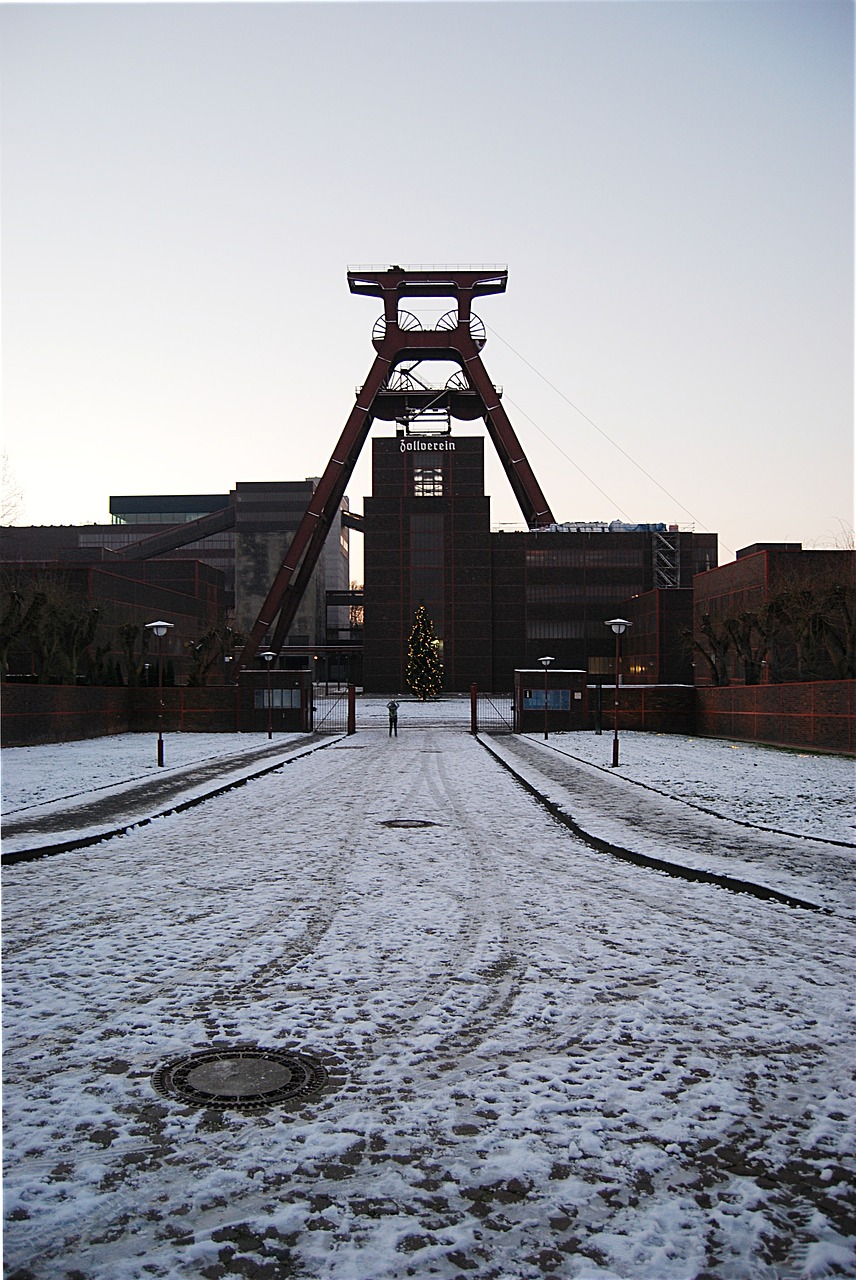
{"left": 590, "top": 684, "right": 695, "bottom": 735}
{"left": 696, "top": 680, "right": 855, "bottom": 754}
{"left": 127, "top": 687, "right": 241, "bottom": 735}
{"left": 4, "top": 679, "right": 854, "bottom": 753}
{"left": 2, "top": 684, "right": 241, "bottom": 746}
{"left": 1, "top": 684, "right": 132, "bottom": 746}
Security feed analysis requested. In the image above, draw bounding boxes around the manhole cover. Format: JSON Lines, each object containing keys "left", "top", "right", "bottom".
{"left": 380, "top": 819, "right": 438, "bottom": 829}
{"left": 152, "top": 1046, "right": 330, "bottom": 1111}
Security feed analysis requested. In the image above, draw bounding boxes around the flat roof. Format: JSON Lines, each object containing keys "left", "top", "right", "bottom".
{"left": 110, "top": 495, "right": 230, "bottom": 514}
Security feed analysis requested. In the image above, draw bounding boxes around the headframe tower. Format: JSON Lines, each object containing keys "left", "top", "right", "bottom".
{"left": 236, "top": 265, "right": 554, "bottom": 670}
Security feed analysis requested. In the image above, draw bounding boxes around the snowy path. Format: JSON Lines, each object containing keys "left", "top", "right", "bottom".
{"left": 1, "top": 733, "right": 314, "bottom": 857}
{"left": 3, "top": 724, "right": 855, "bottom": 1280}
{"left": 489, "top": 734, "right": 855, "bottom": 916}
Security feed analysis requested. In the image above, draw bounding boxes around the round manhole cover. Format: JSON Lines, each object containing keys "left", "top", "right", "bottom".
{"left": 381, "top": 819, "right": 438, "bottom": 829}
{"left": 152, "top": 1046, "right": 330, "bottom": 1111}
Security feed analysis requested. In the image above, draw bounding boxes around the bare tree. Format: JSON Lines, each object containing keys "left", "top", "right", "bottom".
{"left": 1, "top": 453, "right": 24, "bottom": 526}
{"left": 186, "top": 625, "right": 245, "bottom": 686}
{"left": 349, "top": 581, "right": 364, "bottom": 632}
{"left": 725, "top": 609, "right": 774, "bottom": 685}
{"left": 685, "top": 613, "right": 732, "bottom": 685}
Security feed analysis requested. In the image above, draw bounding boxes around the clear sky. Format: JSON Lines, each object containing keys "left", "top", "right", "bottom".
{"left": 2, "top": 0, "right": 852, "bottom": 570}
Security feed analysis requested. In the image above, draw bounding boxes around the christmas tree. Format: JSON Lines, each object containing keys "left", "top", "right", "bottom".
{"left": 406, "top": 606, "right": 444, "bottom": 700}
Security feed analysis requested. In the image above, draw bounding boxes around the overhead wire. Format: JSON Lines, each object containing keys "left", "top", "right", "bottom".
{"left": 486, "top": 323, "right": 730, "bottom": 550}
{"left": 501, "top": 393, "right": 633, "bottom": 521}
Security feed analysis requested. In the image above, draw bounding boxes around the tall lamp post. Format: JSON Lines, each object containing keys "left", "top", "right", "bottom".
{"left": 144, "top": 620, "right": 174, "bottom": 767}
{"left": 261, "top": 650, "right": 276, "bottom": 739}
{"left": 605, "top": 618, "right": 632, "bottom": 767}
{"left": 538, "top": 655, "right": 554, "bottom": 740}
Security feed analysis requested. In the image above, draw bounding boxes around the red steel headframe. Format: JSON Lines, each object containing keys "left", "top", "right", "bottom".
{"left": 235, "top": 266, "right": 554, "bottom": 671}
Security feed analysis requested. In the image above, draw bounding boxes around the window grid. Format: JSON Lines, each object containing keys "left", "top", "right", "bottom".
{"left": 413, "top": 467, "right": 444, "bottom": 497}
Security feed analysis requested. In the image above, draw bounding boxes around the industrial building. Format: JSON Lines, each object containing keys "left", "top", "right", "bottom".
{"left": 1, "top": 265, "right": 721, "bottom": 692}
{"left": 692, "top": 543, "right": 855, "bottom": 685}
{"left": 362, "top": 433, "right": 716, "bottom": 692}
{"left": 0, "top": 481, "right": 351, "bottom": 684}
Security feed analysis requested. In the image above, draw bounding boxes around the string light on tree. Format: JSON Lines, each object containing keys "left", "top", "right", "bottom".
{"left": 406, "top": 606, "right": 443, "bottom": 700}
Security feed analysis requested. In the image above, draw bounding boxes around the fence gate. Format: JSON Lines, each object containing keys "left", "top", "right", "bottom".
{"left": 312, "top": 686, "right": 351, "bottom": 734}
{"left": 474, "top": 691, "right": 515, "bottom": 734}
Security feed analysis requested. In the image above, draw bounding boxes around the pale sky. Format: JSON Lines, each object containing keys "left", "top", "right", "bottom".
{"left": 1, "top": 0, "right": 852, "bottom": 569}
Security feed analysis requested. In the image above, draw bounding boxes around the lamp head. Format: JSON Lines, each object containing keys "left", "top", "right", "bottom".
{"left": 605, "top": 618, "right": 632, "bottom": 636}
{"left": 145, "top": 620, "right": 174, "bottom": 639}
{"left": 538, "top": 655, "right": 555, "bottom": 669}
{"left": 260, "top": 651, "right": 276, "bottom": 664}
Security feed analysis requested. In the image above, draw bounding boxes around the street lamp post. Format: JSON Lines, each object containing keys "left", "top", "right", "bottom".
{"left": 144, "top": 621, "right": 174, "bottom": 767}
{"left": 261, "top": 651, "right": 276, "bottom": 739}
{"left": 605, "top": 618, "right": 632, "bottom": 767}
{"left": 538, "top": 655, "right": 554, "bottom": 740}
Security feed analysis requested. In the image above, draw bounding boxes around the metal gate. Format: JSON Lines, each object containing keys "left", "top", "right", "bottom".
{"left": 312, "top": 686, "right": 350, "bottom": 734}
{"left": 475, "top": 692, "right": 514, "bottom": 734}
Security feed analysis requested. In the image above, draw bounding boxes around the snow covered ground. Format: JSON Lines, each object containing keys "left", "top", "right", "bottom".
{"left": 2, "top": 709, "right": 855, "bottom": 1279}
{"left": 1, "top": 731, "right": 290, "bottom": 815}
{"left": 528, "top": 729, "right": 855, "bottom": 845}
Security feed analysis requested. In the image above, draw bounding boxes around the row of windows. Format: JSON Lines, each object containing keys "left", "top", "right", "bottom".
{"left": 526, "top": 621, "right": 620, "bottom": 639}
{"left": 522, "top": 689, "right": 575, "bottom": 710}
{"left": 80, "top": 532, "right": 235, "bottom": 551}
{"left": 413, "top": 467, "right": 444, "bottom": 497}
{"left": 111, "top": 512, "right": 222, "bottom": 525}
{"left": 526, "top": 548, "right": 645, "bottom": 568}
{"left": 526, "top": 582, "right": 644, "bottom": 603}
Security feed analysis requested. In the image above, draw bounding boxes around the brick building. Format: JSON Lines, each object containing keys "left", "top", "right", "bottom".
{"left": 1, "top": 480, "right": 351, "bottom": 681}
{"left": 362, "top": 433, "right": 717, "bottom": 692}
{"left": 0, "top": 552, "right": 225, "bottom": 684}
{"left": 692, "top": 543, "right": 855, "bottom": 685}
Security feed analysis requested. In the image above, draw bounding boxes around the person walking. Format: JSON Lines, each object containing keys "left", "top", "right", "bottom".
{"left": 387, "top": 699, "right": 399, "bottom": 737}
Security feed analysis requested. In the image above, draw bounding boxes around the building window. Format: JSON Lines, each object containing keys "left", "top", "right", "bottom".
{"left": 414, "top": 467, "right": 443, "bottom": 497}
{"left": 526, "top": 620, "right": 587, "bottom": 639}
{"left": 254, "top": 689, "right": 301, "bottom": 709}
{"left": 523, "top": 689, "right": 571, "bottom": 710}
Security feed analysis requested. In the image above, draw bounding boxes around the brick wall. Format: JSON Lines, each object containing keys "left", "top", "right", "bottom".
{"left": 4, "top": 679, "right": 854, "bottom": 753}
{"left": 2, "top": 685, "right": 241, "bottom": 746}
{"left": 1, "top": 685, "right": 132, "bottom": 745}
{"left": 591, "top": 684, "right": 695, "bottom": 735}
{"left": 696, "top": 681, "right": 855, "bottom": 753}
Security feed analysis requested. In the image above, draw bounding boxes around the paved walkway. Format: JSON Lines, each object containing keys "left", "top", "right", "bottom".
{"left": 3, "top": 722, "right": 854, "bottom": 1280}
{"left": 1, "top": 699, "right": 477, "bottom": 860}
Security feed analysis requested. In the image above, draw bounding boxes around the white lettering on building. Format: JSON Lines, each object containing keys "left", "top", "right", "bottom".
{"left": 399, "top": 440, "right": 457, "bottom": 453}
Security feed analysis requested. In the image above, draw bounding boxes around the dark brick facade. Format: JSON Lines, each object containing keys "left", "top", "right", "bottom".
{"left": 624, "top": 589, "right": 694, "bottom": 685}
{"left": 1, "top": 555, "right": 226, "bottom": 684}
{"left": 363, "top": 438, "right": 492, "bottom": 692}
{"left": 363, "top": 435, "right": 718, "bottom": 693}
